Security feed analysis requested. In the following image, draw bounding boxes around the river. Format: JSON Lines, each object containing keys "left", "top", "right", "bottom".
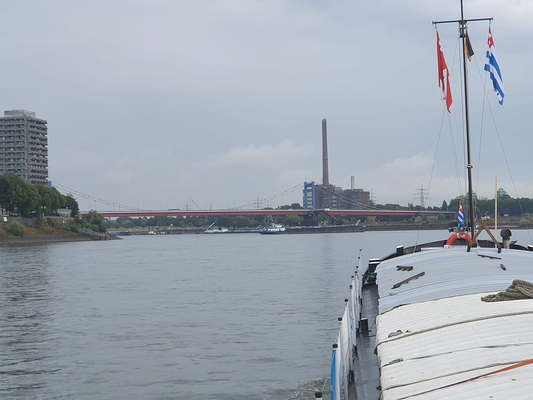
{"left": 2, "top": 229, "right": 531, "bottom": 399}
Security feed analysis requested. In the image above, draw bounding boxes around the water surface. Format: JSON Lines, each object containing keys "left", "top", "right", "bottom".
{"left": 3, "top": 229, "right": 525, "bottom": 399}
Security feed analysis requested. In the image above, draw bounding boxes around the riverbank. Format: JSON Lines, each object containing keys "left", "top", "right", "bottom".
{"left": 0, "top": 232, "right": 93, "bottom": 245}
{"left": 0, "top": 223, "right": 114, "bottom": 245}
{"left": 1, "top": 218, "right": 526, "bottom": 245}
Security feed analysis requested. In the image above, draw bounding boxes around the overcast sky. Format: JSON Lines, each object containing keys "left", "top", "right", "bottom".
{"left": 1, "top": 0, "right": 531, "bottom": 211}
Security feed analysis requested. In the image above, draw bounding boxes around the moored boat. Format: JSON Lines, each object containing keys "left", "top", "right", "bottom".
{"left": 285, "top": 224, "right": 365, "bottom": 234}
{"left": 258, "top": 223, "right": 286, "bottom": 234}
{"left": 204, "top": 227, "right": 230, "bottom": 234}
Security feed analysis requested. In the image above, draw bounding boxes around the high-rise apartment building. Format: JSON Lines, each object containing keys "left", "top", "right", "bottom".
{"left": 0, "top": 109, "right": 48, "bottom": 185}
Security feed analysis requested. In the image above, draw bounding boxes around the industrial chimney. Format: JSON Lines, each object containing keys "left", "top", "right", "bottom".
{"left": 351, "top": 176, "right": 355, "bottom": 190}
{"left": 322, "top": 119, "right": 329, "bottom": 186}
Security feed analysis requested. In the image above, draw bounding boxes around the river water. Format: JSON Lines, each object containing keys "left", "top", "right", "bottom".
{"left": 2, "top": 229, "right": 531, "bottom": 399}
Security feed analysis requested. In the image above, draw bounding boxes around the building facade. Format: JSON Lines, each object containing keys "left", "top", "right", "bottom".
{"left": 304, "top": 182, "right": 371, "bottom": 210}
{"left": 0, "top": 110, "right": 48, "bottom": 184}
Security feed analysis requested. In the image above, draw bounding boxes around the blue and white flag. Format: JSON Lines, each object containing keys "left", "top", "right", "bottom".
{"left": 458, "top": 203, "right": 466, "bottom": 232}
{"left": 484, "top": 27, "right": 505, "bottom": 105}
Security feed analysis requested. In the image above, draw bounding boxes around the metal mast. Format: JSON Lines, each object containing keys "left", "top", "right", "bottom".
{"left": 433, "top": 0, "right": 492, "bottom": 239}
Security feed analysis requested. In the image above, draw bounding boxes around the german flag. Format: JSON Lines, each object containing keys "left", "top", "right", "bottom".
{"left": 465, "top": 32, "right": 474, "bottom": 62}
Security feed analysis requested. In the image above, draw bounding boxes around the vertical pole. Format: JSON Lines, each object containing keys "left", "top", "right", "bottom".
{"left": 460, "top": 0, "right": 476, "bottom": 238}
{"left": 322, "top": 119, "right": 329, "bottom": 186}
{"left": 495, "top": 176, "right": 498, "bottom": 246}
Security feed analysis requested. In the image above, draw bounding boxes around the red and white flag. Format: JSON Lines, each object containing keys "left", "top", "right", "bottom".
{"left": 437, "top": 31, "right": 452, "bottom": 113}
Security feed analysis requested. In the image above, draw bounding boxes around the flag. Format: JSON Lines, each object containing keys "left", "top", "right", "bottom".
{"left": 437, "top": 31, "right": 452, "bottom": 112}
{"left": 458, "top": 203, "right": 466, "bottom": 232}
{"left": 484, "top": 27, "right": 505, "bottom": 105}
{"left": 464, "top": 32, "right": 474, "bottom": 61}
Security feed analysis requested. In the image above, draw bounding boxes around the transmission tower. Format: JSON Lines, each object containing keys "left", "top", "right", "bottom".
{"left": 414, "top": 184, "right": 430, "bottom": 207}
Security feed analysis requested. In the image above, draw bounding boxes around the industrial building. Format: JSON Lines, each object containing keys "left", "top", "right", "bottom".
{"left": 0, "top": 109, "right": 48, "bottom": 184}
{"left": 303, "top": 119, "right": 370, "bottom": 210}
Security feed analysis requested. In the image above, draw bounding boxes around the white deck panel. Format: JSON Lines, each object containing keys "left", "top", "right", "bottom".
{"left": 376, "top": 293, "right": 533, "bottom": 399}
{"left": 376, "top": 293, "right": 533, "bottom": 347}
{"left": 376, "top": 247, "right": 533, "bottom": 313}
{"left": 382, "top": 363, "right": 533, "bottom": 399}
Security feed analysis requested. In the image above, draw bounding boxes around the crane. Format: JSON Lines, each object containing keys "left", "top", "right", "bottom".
{"left": 189, "top": 197, "right": 201, "bottom": 210}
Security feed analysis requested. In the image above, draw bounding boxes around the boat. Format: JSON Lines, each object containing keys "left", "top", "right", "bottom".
{"left": 108, "top": 230, "right": 132, "bottom": 236}
{"left": 324, "top": 3, "right": 533, "bottom": 400}
{"left": 285, "top": 223, "right": 365, "bottom": 234}
{"left": 204, "top": 227, "right": 230, "bottom": 234}
{"left": 259, "top": 224, "right": 366, "bottom": 235}
{"left": 259, "top": 216, "right": 365, "bottom": 235}
{"left": 204, "top": 222, "right": 259, "bottom": 234}
{"left": 258, "top": 223, "right": 286, "bottom": 234}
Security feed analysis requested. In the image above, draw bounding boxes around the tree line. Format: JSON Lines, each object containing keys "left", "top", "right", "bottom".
{"left": 373, "top": 196, "right": 533, "bottom": 221}
{"left": 0, "top": 173, "right": 79, "bottom": 217}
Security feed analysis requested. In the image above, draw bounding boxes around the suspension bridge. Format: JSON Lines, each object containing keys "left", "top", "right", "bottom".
{"left": 50, "top": 181, "right": 455, "bottom": 220}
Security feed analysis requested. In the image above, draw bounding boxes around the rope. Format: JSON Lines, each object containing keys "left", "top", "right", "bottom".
{"left": 481, "top": 280, "right": 533, "bottom": 302}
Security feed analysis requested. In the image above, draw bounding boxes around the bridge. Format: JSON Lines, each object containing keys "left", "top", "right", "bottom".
{"left": 84, "top": 209, "right": 456, "bottom": 219}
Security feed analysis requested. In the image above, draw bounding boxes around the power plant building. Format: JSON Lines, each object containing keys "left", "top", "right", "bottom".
{"left": 304, "top": 119, "right": 370, "bottom": 210}
{"left": 0, "top": 110, "right": 48, "bottom": 185}
{"left": 313, "top": 184, "right": 371, "bottom": 210}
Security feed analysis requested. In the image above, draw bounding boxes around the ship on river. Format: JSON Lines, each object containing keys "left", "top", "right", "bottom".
{"left": 325, "top": 2, "right": 533, "bottom": 400}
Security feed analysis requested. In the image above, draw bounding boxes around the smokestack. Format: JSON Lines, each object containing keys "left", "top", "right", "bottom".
{"left": 322, "top": 119, "right": 329, "bottom": 186}
{"left": 351, "top": 176, "right": 355, "bottom": 190}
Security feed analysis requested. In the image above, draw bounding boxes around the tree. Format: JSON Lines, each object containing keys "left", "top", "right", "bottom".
{"left": 82, "top": 210, "right": 106, "bottom": 233}
{"left": 18, "top": 183, "right": 39, "bottom": 216}
{"left": 283, "top": 215, "right": 302, "bottom": 226}
{"left": 49, "top": 187, "right": 65, "bottom": 214}
{"left": 64, "top": 195, "right": 79, "bottom": 217}
{"left": 109, "top": 220, "right": 120, "bottom": 229}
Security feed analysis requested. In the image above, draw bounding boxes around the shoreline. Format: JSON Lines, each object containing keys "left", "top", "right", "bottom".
{"left": 0, "top": 224, "right": 526, "bottom": 246}
{"left": 0, "top": 233, "right": 94, "bottom": 246}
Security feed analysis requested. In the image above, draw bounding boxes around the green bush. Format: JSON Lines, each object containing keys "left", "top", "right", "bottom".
{"left": 6, "top": 221, "right": 26, "bottom": 237}
{"left": 70, "top": 225, "right": 79, "bottom": 233}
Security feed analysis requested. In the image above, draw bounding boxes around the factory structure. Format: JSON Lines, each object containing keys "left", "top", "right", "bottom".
{"left": 303, "top": 119, "right": 370, "bottom": 210}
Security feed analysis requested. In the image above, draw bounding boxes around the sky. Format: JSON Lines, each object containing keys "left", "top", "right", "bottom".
{"left": 1, "top": 0, "right": 532, "bottom": 211}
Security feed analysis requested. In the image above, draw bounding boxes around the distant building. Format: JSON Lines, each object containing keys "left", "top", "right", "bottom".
{"left": 497, "top": 187, "right": 511, "bottom": 199}
{"left": 307, "top": 183, "right": 371, "bottom": 210}
{"left": 340, "top": 188, "right": 371, "bottom": 209}
{"left": 0, "top": 110, "right": 48, "bottom": 184}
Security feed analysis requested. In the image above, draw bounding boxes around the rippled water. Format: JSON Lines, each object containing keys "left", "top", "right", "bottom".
{"left": 3, "top": 229, "right": 522, "bottom": 399}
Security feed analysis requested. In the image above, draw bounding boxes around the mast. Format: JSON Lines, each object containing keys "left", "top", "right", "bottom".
{"left": 433, "top": 0, "right": 492, "bottom": 240}
{"left": 460, "top": 1, "right": 475, "bottom": 238}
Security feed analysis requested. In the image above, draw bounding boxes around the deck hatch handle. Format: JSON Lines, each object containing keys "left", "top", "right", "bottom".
{"left": 396, "top": 265, "right": 413, "bottom": 271}
{"left": 392, "top": 272, "right": 425, "bottom": 289}
{"left": 478, "top": 254, "right": 502, "bottom": 260}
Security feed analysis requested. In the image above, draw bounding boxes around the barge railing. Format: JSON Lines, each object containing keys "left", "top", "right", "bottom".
{"left": 330, "top": 250, "right": 363, "bottom": 400}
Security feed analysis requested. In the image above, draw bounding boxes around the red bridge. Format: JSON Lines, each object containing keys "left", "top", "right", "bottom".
{"left": 87, "top": 209, "right": 455, "bottom": 219}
